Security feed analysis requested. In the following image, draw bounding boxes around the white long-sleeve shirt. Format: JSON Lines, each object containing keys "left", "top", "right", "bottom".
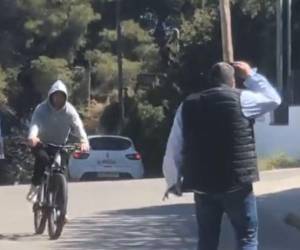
{"left": 163, "top": 70, "right": 282, "bottom": 189}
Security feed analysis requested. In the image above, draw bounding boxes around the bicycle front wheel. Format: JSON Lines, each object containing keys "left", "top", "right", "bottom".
{"left": 33, "top": 186, "right": 47, "bottom": 234}
{"left": 47, "top": 173, "right": 68, "bottom": 240}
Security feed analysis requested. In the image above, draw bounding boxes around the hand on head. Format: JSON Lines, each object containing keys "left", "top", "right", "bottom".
{"left": 231, "top": 61, "right": 252, "bottom": 80}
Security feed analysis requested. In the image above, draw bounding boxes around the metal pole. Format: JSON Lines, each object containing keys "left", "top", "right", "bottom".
{"left": 276, "top": 0, "right": 283, "bottom": 91}
{"left": 287, "top": 0, "right": 292, "bottom": 80}
{"left": 219, "top": 0, "right": 234, "bottom": 62}
{"left": 281, "top": 0, "right": 292, "bottom": 102}
{"left": 284, "top": 0, "right": 292, "bottom": 103}
{"left": 87, "top": 62, "right": 91, "bottom": 109}
{"left": 116, "top": 0, "right": 124, "bottom": 133}
{"left": 272, "top": 0, "right": 289, "bottom": 125}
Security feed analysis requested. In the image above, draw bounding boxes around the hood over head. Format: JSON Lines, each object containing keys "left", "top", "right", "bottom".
{"left": 48, "top": 80, "right": 68, "bottom": 98}
{"left": 48, "top": 80, "right": 68, "bottom": 110}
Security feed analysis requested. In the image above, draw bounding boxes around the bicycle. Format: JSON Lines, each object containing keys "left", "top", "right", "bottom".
{"left": 32, "top": 143, "right": 87, "bottom": 240}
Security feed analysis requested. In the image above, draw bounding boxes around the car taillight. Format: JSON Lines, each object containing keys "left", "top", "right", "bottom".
{"left": 73, "top": 151, "right": 90, "bottom": 159}
{"left": 126, "top": 153, "right": 141, "bottom": 160}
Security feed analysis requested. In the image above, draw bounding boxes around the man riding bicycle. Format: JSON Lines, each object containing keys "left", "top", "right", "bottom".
{"left": 27, "top": 80, "right": 89, "bottom": 202}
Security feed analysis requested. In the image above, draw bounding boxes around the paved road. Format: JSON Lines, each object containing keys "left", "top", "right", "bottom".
{"left": 0, "top": 168, "right": 300, "bottom": 250}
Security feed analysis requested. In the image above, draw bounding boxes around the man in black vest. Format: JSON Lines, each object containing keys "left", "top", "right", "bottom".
{"left": 163, "top": 61, "right": 281, "bottom": 250}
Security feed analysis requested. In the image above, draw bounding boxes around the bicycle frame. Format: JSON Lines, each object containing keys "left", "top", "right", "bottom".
{"left": 33, "top": 143, "right": 80, "bottom": 238}
{"left": 38, "top": 146, "right": 67, "bottom": 207}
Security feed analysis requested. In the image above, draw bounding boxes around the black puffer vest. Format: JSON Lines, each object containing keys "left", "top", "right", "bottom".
{"left": 181, "top": 85, "right": 259, "bottom": 193}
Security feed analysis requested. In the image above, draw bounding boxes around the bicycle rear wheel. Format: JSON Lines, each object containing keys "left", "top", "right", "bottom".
{"left": 47, "top": 173, "right": 68, "bottom": 240}
{"left": 33, "top": 186, "right": 47, "bottom": 234}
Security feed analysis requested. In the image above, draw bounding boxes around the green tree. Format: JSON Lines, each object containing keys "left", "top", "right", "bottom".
{"left": 0, "top": 67, "right": 8, "bottom": 104}
{"left": 18, "top": 0, "right": 99, "bottom": 61}
{"left": 30, "top": 56, "right": 74, "bottom": 98}
{"left": 85, "top": 50, "right": 141, "bottom": 96}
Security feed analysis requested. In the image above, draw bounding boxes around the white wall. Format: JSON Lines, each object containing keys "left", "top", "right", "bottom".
{"left": 255, "top": 107, "right": 300, "bottom": 158}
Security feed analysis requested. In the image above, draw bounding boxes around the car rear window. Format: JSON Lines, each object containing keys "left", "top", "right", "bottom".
{"left": 89, "top": 137, "right": 132, "bottom": 150}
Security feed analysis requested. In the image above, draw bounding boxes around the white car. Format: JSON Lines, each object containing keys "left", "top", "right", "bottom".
{"left": 68, "top": 135, "right": 144, "bottom": 181}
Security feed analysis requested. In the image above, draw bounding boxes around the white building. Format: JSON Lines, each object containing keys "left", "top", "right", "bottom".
{"left": 255, "top": 107, "right": 300, "bottom": 158}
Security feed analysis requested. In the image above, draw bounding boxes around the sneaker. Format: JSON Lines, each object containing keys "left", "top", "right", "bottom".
{"left": 64, "top": 214, "right": 69, "bottom": 224}
{"left": 26, "top": 184, "right": 39, "bottom": 203}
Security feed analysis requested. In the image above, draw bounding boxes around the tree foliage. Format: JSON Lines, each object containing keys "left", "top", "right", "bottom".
{"left": 0, "top": 67, "right": 7, "bottom": 104}
{"left": 85, "top": 50, "right": 141, "bottom": 95}
{"left": 232, "top": 0, "right": 275, "bottom": 18}
{"left": 30, "top": 56, "right": 74, "bottom": 97}
{"left": 18, "top": 0, "right": 99, "bottom": 60}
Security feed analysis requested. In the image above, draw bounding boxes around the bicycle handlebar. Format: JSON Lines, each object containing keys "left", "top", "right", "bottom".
{"left": 41, "top": 142, "right": 81, "bottom": 153}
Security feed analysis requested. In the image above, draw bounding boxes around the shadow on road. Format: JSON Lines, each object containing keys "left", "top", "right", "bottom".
{"left": 51, "top": 188, "right": 300, "bottom": 250}
{"left": 56, "top": 203, "right": 197, "bottom": 250}
{"left": 0, "top": 233, "right": 40, "bottom": 241}
{"left": 255, "top": 188, "right": 300, "bottom": 250}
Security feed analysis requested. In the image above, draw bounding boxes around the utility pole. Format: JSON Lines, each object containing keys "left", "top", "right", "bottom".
{"left": 282, "top": 0, "right": 292, "bottom": 102}
{"left": 277, "top": 0, "right": 292, "bottom": 95}
{"left": 116, "top": 0, "right": 125, "bottom": 133}
{"left": 219, "top": 0, "right": 234, "bottom": 62}
{"left": 276, "top": 0, "right": 283, "bottom": 92}
{"left": 87, "top": 61, "right": 91, "bottom": 110}
{"left": 74, "top": 65, "right": 90, "bottom": 108}
{"left": 272, "top": 0, "right": 291, "bottom": 125}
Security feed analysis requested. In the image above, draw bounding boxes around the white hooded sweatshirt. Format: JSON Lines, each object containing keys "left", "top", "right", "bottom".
{"left": 28, "top": 80, "right": 88, "bottom": 145}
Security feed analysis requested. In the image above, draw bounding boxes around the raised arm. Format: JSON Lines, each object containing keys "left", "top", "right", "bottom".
{"left": 233, "top": 61, "right": 282, "bottom": 118}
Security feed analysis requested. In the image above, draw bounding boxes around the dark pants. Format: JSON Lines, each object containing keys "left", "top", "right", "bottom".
{"left": 31, "top": 146, "right": 68, "bottom": 186}
{"left": 194, "top": 185, "right": 258, "bottom": 250}
{"left": 32, "top": 147, "right": 50, "bottom": 186}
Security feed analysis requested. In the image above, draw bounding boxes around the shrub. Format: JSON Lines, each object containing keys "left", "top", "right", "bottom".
{"left": 3, "top": 127, "right": 34, "bottom": 184}
{"left": 258, "top": 153, "right": 300, "bottom": 171}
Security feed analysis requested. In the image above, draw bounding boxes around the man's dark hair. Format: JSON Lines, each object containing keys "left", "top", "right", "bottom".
{"left": 210, "top": 62, "right": 235, "bottom": 86}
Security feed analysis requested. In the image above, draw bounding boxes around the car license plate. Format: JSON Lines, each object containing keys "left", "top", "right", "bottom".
{"left": 102, "top": 159, "right": 116, "bottom": 164}
{"left": 97, "top": 172, "right": 119, "bottom": 178}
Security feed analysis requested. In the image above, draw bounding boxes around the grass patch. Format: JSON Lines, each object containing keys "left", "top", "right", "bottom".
{"left": 258, "top": 152, "right": 300, "bottom": 171}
